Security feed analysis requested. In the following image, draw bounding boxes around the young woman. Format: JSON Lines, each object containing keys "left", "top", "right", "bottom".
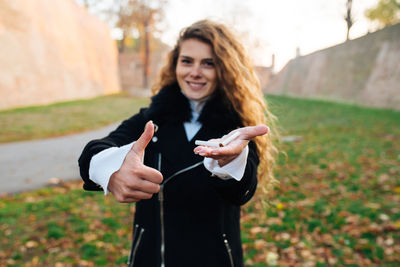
{"left": 79, "top": 19, "right": 277, "bottom": 267}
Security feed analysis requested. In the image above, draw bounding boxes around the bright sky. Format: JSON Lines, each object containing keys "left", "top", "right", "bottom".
{"left": 158, "top": 0, "right": 380, "bottom": 71}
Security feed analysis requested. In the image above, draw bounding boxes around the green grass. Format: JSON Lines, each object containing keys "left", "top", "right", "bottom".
{"left": 0, "top": 93, "right": 149, "bottom": 143}
{"left": 0, "top": 95, "right": 399, "bottom": 266}
{"left": 0, "top": 185, "right": 133, "bottom": 266}
{"left": 241, "top": 95, "right": 400, "bottom": 266}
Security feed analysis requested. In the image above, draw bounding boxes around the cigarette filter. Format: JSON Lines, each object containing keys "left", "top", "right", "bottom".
{"left": 220, "top": 132, "right": 240, "bottom": 146}
{"left": 194, "top": 140, "right": 220, "bottom": 147}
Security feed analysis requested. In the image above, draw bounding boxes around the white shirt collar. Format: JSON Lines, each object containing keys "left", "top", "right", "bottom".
{"left": 180, "top": 90, "right": 210, "bottom": 120}
{"left": 189, "top": 99, "right": 206, "bottom": 115}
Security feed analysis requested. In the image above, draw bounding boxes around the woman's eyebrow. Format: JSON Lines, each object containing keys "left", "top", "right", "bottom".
{"left": 179, "top": 55, "right": 214, "bottom": 61}
{"left": 179, "top": 55, "right": 193, "bottom": 59}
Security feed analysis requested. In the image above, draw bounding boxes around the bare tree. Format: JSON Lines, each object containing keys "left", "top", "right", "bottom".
{"left": 113, "top": 0, "right": 167, "bottom": 88}
{"left": 82, "top": 0, "right": 90, "bottom": 8}
{"left": 74, "top": 0, "right": 168, "bottom": 88}
{"left": 345, "top": 0, "right": 354, "bottom": 41}
{"left": 114, "top": 0, "right": 136, "bottom": 53}
{"left": 131, "top": 0, "right": 167, "bottom": 88}
{"left": 74, "top": 0, "right": 101, "bottom": 10}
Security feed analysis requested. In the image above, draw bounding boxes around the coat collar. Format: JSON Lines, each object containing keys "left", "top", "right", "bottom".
{"left": 144, "top": 83, "right": 242, "bottom": 131}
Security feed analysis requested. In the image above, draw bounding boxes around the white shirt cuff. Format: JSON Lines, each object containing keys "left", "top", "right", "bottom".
{"left": 88, "top": 142, "right": 134, "bottom": 195}
{"left": 203, "top": 145, "right": 249, "bottom": 181}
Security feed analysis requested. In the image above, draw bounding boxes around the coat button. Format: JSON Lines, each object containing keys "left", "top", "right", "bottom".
{"left": 152, "top": 136, "right": 158, "bottom": 142}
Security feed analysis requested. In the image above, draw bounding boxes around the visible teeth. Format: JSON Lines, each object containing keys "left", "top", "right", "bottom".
{"left": 188, "top": 82, "right": 204, "bottom": 89}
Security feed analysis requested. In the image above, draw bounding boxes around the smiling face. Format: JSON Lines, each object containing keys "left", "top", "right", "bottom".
{"left": 176, "top": 39, "right": 218, "bottom": 100}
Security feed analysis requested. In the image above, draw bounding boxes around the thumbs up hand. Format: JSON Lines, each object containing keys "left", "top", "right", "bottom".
{"left": 108, "top": 121, "right": 163, "bottom": 203}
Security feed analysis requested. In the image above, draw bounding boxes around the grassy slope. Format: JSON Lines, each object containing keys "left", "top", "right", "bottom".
{"left": 241, "top": 95, "right": 400, "bottom": 266}
{"left": 0, "top": 93, "right": 149, "bottom": 143}
{"left": 0, "top": 95, "right": 399, "bottom": 266}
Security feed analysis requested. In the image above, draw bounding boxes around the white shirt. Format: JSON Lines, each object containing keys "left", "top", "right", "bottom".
{"left": 88, "top": 99, "right": 248, "bottom": 194}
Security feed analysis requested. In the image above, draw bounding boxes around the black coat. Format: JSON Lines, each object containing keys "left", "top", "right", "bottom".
{"left": 78, "top": 84, "right": 259, "bottom": 267}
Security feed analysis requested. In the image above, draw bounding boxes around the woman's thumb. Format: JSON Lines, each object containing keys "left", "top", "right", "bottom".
{"left": 131, "top": 121, "right": 154, "bottom": 155}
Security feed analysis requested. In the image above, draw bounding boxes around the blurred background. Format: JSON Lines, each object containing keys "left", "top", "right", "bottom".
{"left": 0, "top": 0, "right": 399, "bottom": 266}
{"left": 1, "top": 0, "right": 399, "bottom": 110}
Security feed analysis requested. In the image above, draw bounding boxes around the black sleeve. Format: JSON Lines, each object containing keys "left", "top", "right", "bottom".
{"left": 78, "top": 109, "right": 148, "bottom": 191}
{"left": 211, "top": 141, "right": 259, "bottom": 206}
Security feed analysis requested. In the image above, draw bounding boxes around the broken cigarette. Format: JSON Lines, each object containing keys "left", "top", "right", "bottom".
{"left": 195, "top": 131, "right": 241, "bottom": 148}
{"left": 194, "top": 140, "right": 220, "bottom": 147}
{"left": 220, "top": 131, "right": 240, "bottom": 146}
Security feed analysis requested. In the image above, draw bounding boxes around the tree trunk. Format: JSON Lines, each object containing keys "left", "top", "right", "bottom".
{"left": 345, "top": 0, "right": 353, "bottom": 41}
{"left": 346, "top": 27, "right": 350, "bottom": 41}
{"left": 118, "top": 30, "right": 126, "bottom": 53}
{"left": 143, "top": 23, "right": 150, "bottom": 89}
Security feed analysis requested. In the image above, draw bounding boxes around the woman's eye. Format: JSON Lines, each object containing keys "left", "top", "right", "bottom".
{"left": 181, "top": 59, "right": 191, "bottom": 64}
{"left": 203, "top": 61, "right": 215, "bottom": 67}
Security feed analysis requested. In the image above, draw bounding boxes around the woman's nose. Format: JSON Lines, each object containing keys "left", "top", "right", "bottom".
{"left": 189, "top": 64, "right": 201, "bottom": 77}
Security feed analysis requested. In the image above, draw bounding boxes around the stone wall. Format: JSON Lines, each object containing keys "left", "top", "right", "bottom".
{"left": 0, "top": 0, "right": 120, "bottom": 110}
{"left": 265, "top": 24, "right": 400, "bottom": 110}
{"left": 254, "top": 66, "right": 273, "bottom": 90}
{"left": 118, "top": 50, "right": 168, "bottom": 96}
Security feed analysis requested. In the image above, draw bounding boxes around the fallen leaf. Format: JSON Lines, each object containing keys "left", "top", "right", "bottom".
{"left": 266, "top": 251, "right": 278, "bottom": 265}
{"left": 250, "top": 226, "right": 265, "bottom": 234}
{"left": 25, "top": 240, "right": 39, "bottom": 248}
{"left": 378, "top": 214, "right": 390, "bottom": 221}
{"left": 254, "top": 239, "right": 267, "bottom": 250}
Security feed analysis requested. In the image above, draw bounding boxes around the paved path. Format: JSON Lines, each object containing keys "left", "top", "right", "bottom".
{"left": 0, "top": 123, "right": 119, "bottom": 195}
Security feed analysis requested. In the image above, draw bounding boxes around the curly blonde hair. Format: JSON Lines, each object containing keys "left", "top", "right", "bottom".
{"left": 152, "top": 20, "right": 278, "bottom": 195}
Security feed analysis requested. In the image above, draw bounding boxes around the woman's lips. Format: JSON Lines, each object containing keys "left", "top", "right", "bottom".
{"left": 187, "top": 81, "right": 206, "bottom": 90}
